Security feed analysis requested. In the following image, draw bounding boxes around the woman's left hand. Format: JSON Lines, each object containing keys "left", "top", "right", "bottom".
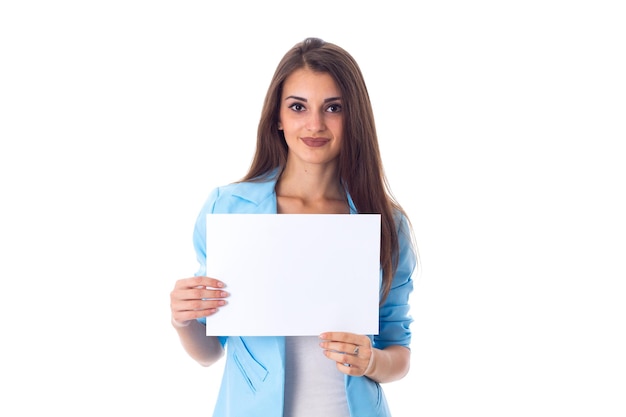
{"left": 319, "top": 332, "right": 374, "bottom": 377}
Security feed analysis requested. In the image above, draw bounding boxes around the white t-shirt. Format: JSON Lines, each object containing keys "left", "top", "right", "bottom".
{"left": 283, "top": 336, "right": 350, "bottom": 417}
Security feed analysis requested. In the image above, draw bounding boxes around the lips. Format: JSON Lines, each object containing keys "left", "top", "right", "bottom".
{"left": 301, "top": 137, "right": 330, "bottom": 147}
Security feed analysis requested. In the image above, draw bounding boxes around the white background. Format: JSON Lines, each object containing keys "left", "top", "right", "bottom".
{"left": 1, "top": 1, "right": 624, "bottom": 416}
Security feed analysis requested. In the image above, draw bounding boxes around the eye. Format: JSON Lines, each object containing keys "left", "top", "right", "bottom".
{"left": 288, "top": 103, "right": 306, "bottom": 112}
{"left": 326, "top": 103, "right": 343, "bottom": 113}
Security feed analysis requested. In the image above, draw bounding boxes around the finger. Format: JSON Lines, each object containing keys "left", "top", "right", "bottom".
{"left": 319, "top": 332, "right": 356, "bottom": 343}
{"left": 319, "top": 339, "right": 371, "bottom": 357}
{"left": 177, "top": 287, "right": 230, "bottom": 301}
{"left": 171, "top": 296, "right": 227, "bottom": 312}
{"left": 170, "top": 282, "right": 229, "bottom": 304}
{"left": 320, "top": 341, "right": 356, "bottom": 355}
{"left": 319, "top": 332, "right": 365, "bottom": 345}
{"left": 170, "top": 297, "right": 227, "bottom": 323}
{"left": 335, "top": 361, "right": 362, "bottom": 376}
{"left": 323, "top": 350, "right": 369, "bottom": 376}
{"left": 172, "top": 306, "right": 221, "bottom": 324}
{"left": 175, "top": 276, "right": 226, "bottom": 290}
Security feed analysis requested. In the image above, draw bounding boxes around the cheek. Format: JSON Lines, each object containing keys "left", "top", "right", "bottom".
{"left": 277, "top": 112, "right": 284, "bottom": 130}
{"left": 278, "top": 113, "right": 296, "bottom": 132}
{"left": 331, "top": 120, "right": 343, "bottom": 137}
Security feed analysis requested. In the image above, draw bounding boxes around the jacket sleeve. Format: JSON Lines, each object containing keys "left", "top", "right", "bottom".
{"left": 192, "top": 187, "right": 220, "bottom": 278}
{"left": 191, "top": 187, "right": 228, "bottom": 348}
{"left": 374, "top": 213, "right": 417, "bottom": 350}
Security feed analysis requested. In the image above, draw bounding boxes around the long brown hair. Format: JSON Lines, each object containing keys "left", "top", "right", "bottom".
{"left": 242, "top": 37, "right": 412, "bottom": 302}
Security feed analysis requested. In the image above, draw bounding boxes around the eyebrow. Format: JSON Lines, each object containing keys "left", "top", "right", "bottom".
{"left": 284, "top": 95, "right": 342, "bottom": 103}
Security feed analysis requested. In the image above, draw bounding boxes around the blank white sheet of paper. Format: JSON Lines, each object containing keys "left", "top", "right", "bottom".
{"left": 204, "top": 214, "right": 381, "bottom": 336}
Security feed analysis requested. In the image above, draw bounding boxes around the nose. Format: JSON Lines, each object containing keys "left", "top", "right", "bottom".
{"left": 305, "top": 110, "right": 326, "bottom": 132}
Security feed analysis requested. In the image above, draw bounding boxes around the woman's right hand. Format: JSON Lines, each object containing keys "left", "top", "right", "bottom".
{"left": 170, "top": 276, "right": 229, "bottom": 328}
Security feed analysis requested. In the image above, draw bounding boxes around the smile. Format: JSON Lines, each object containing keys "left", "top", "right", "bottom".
{"left": 301, "top": 137, "right": 330, "bottom": 147}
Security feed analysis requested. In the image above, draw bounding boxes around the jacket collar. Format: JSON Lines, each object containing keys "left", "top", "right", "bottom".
{"left": 231, "top": 169, "right": 358, "bottom": 214}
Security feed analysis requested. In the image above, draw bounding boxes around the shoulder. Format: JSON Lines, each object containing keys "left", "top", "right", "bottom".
{"left": 391, "top": 207, "right": 418, "bottom": 282}
{"left": 201, "top": 177, "right": 278, "bottom": 214}
{"left": 391, "top": 207, "right": 412, "bottom": 238}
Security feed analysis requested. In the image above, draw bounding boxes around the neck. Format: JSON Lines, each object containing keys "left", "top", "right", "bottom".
{"left": 275, "top": 160, "right": 348, "bottom": 214}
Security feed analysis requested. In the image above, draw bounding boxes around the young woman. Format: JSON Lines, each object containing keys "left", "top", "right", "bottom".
{"left": 170, "top": 37, "right": 417, "bottom": 417}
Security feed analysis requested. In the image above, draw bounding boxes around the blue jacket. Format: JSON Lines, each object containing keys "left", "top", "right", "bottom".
{"left": 193, "top": 175, "right": 416, "bottom": 417}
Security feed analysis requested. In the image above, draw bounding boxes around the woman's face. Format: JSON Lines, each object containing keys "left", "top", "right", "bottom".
{"left": 278, "top": 68, "right": 343, "bottom": 168}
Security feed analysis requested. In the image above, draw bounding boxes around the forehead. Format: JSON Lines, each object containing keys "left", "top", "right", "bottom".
{"left": 282, "top": 68, "right": 341, "bottom": 98}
